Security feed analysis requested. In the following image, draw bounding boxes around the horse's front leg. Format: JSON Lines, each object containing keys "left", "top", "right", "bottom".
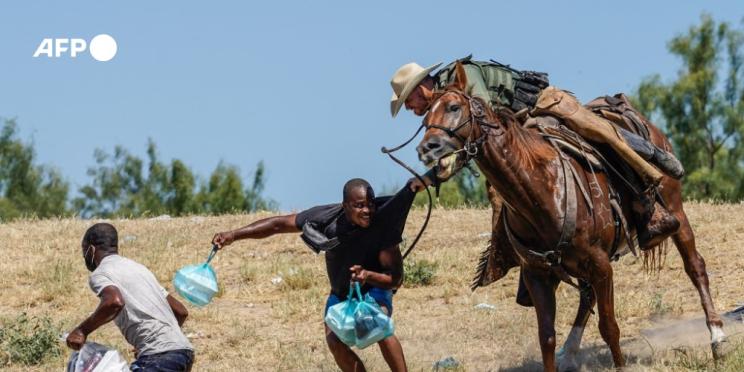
{"left": 557, "top": 280, "right": 594, "bottom": 372}
{"left": 522, "top": 268, "right": 560, "bottom": 372}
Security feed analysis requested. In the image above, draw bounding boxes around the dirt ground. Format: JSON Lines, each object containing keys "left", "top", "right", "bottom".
{"left": 1, "top": 201, "right": 743, "bottom": 371}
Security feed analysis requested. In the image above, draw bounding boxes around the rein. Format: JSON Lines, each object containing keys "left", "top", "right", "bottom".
{"left": 379, "top": 91, "right": 491, "bottom": 260}
{"left": 381, "top": 127, "right": 433, "bottom": 261}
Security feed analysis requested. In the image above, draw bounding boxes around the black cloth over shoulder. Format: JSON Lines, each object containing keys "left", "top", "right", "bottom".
{"left": 295, "top": 184, "right": 416, "bottom": 297}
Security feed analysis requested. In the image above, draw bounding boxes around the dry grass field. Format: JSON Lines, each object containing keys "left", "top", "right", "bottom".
{"left": 1, "top": 202, "right": 743, "bottom": 371}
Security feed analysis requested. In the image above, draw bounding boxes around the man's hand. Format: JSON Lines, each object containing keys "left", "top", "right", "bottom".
{"left": 66, "top": 328, "right": 86, "bottom": 350}
{"left": 212, "top": 231, "right": 235, "bottom": 249}
{"left": 349, "top": 265, "right": 368, "bottom": 285}
{"left": 408, "top": 176, "right": 431, "bottom": 193}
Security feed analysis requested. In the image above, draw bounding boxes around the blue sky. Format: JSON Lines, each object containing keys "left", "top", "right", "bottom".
{"left": 1, "top": 1, "right": 742, "bottom": 211}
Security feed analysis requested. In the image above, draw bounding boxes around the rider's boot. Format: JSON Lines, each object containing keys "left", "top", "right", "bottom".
{"left": 635, "top": 191, "right": 680, "bottom": 250}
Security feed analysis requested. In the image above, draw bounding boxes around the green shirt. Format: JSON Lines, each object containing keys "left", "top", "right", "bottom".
{"left": 435, "top": 59, "right": 518, "bottom": 109}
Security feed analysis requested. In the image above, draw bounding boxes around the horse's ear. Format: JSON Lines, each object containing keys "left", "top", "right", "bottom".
{"left": 422, "top": 84, "right": 434, "bottom": 101}
{"left": 452, "top": 62, "right": 468, "bottom": 92}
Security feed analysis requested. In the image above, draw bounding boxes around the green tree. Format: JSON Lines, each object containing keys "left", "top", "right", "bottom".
{"left": 168, "top": 159, "right": 196, "bottom": 215}
{"left": 76, "top": 140, "right": 275, "bottom": 218}
{"left": 635, "top": 14, "right": 744, "bottom": 200}
{"left": 74, "top": 145, "right": 145, "bottom": 217}
{"left": 198, "top": 162, "right": 246, "bottom": 214}
{"left": 243, "top": 161, "right": 277, "bottom": 212}
{"left": 0, "top": 119, "right": 69, "bottom": 220}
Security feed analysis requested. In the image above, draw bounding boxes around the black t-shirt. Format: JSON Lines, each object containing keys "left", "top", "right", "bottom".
{"left": 295, "top": 184, "right": 415, "bottom": 297}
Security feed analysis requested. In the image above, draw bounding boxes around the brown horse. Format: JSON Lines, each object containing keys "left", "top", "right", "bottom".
{"left": 416, "top": 62, "right": 725, "bottom": 371}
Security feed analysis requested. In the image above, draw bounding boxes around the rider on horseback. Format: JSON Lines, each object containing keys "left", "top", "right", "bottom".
{"left": 389, "top": 55, "right": 684, "bottom": 250}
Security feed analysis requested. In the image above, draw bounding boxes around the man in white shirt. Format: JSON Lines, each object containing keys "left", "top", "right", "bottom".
{"left": 66, "top": 223, "right": 194, "bottom": 371}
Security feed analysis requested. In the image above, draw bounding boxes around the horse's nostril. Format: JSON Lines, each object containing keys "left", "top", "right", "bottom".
{"left": 426, "top": 142, "right": 441, "bottom": 150}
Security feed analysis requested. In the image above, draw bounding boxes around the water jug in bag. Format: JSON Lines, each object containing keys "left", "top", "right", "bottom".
{"left": 324, "top": 284, "right": 360, "bottom": 346}
{"left": 174, "top": 245, "right": 219, "bottom": 306}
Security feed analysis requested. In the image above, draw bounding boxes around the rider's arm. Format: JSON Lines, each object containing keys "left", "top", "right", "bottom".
{"left": 212, "top": 214, "right": 299, "bottom": 248}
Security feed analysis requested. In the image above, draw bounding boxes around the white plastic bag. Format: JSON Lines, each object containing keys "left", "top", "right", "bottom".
{"left": 67, "top": 342, "right": 129, "bottom": 372}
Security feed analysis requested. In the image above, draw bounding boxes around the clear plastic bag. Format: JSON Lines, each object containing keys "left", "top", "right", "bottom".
{"left": 66, "top": 342, "right": 129, "bottom": 372}
{"left": 353, "top": 293, "right": 394, "bottom": 349}
{"left": 324, "top": 283, "right": 395, "bottom": 349}
{"left": 324, "top": 284, "right": 361, "bottom": 346}
{"left": 174, "top": 246, "right": 219, "bottom": 307}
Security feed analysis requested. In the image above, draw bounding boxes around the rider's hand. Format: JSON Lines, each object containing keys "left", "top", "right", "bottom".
{"left": 66, "top": 328, "right": 86, "bottom": 350}
{"left": 349, "top": 265, "right": 368, "bottom": 285}
{"left": 212, "top": 231, "right": 235, "bottom": 250}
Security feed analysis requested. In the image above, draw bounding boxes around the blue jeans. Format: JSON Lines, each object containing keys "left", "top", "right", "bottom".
{"left": 130, "top": 349, "right": 194, "bottom": 372}
{"left": 324, "top": 286, "right": 394, "bottom": 317}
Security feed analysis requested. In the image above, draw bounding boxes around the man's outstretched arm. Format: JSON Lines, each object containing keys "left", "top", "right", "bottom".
{"left": 66, "top": 285, "right": 125, "bottom": 350}
{"left": 212, "top": 214, "right": 300, "bottom": 249}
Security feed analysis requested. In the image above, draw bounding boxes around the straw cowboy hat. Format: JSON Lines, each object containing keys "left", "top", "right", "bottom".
{"left": 390, "top": 62, "right": 442, "bottom": 117}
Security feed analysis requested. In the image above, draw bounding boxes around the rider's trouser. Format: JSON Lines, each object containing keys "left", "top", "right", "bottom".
{"left": 531, "top": 86, "right": 663, "bottom": 186}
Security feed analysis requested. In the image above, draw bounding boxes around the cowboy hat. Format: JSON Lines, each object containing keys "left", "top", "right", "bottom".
{"left": 390, "top": 62, "right": 442, "bottom": 117}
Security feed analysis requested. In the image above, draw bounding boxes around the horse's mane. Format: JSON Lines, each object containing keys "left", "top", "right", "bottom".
{"left": 477, "top": 98, "right": 554, "bottom": 169}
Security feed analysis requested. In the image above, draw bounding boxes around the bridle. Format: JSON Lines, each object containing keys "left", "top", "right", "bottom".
{"left": 379, "top": 89, "right": 503, "bottom": 260}
{"left": 424, "top": 89, "right": 505, "bottom": 167}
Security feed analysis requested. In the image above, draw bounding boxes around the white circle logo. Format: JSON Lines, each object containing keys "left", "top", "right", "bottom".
{"left": 89, "top": 34, "right": 117, "bottom": 62}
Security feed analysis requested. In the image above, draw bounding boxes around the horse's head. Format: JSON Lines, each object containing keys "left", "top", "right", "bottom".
{"left": 417, "top": 62, "right": 480, "bottom": 181}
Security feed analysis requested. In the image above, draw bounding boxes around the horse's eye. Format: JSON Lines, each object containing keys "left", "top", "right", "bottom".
{"left": 449, "top": 105, "right": 461, "bottom": 113}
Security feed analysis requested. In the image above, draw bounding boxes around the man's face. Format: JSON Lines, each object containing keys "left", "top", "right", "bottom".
{"left": 404, "top": 85, "right": 431, "bottom": 116}
{"left": 343, "top": 186, "right": 376, "bottom": 228}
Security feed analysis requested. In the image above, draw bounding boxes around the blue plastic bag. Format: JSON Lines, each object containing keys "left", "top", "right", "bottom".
{"left": 353, "top": 290, "right": 394, "bottom": 349}
{"left": 324, "top": 284, "right": 361, "bottom": 346}
{"left": 173, "top": 246, "right": 219, "bottom": 307}
{"left": 324, "top": 282, "right": 395, "bottom": 349}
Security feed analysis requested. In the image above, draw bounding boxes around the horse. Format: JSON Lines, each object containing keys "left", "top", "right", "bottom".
{"left": 415, "top": 62, "right": 726, "bottom": 371}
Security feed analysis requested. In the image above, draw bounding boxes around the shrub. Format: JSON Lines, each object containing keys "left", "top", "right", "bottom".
{"left": 404, "top": 260, "right": 437, "bottom": 287}
{"left": 0, "top": 313, "right": 61, "bottom": 366}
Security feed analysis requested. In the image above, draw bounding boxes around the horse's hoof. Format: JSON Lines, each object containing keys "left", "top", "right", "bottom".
{"left": 711, "top": 338, "right": 731, "bottom": 361}
{"left": 557, "top": 347, "right": 580, "bottom": 372}
{"left": 558, "top": 360, "right": 580, "bottom": 372}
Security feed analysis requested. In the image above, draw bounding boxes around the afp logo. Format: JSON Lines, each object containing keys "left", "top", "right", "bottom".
{"left": 33, "top": 34, "right": 118, "bottom": 62}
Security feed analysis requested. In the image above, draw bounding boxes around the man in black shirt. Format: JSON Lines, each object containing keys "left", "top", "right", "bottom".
{"left": 211, "top": 177, "right": 428, "bottom": 372}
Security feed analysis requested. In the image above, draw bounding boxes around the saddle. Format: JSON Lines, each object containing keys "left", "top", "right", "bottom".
{"left": 471, "top": 97, "right": 651, "bottom": 290}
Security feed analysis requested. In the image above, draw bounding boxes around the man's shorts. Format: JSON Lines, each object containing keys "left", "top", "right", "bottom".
{"left": 324, "top": 286, "right": 394, "bottom": 317}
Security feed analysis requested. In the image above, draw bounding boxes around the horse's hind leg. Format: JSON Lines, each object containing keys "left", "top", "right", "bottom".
{"left": 522, "top": 269, "right": 560, "bottom": 372}
{"left": 671, "top": 213, "right": 726, "bottom": 358}
{"left": 589, "top": 257, "right": 625, "bottom": 367}
{"left": 558, "top": 280, "right": 595, "bottom": 371}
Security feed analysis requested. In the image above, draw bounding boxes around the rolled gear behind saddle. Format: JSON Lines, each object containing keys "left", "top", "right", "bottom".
{"left": 586, "top": 94, "right": 685, "bottom": 180}
{"left": 615, "top": 126, "right": 685, "bottom": 179}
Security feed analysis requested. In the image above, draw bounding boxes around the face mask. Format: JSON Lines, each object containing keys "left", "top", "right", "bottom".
{"left": 83, "top": 245, "right": 97, "bottom": 272}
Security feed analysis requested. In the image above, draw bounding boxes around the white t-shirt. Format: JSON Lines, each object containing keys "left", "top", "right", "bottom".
{"left": 89, "top": 254, "right": 192, "bottom": 356}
